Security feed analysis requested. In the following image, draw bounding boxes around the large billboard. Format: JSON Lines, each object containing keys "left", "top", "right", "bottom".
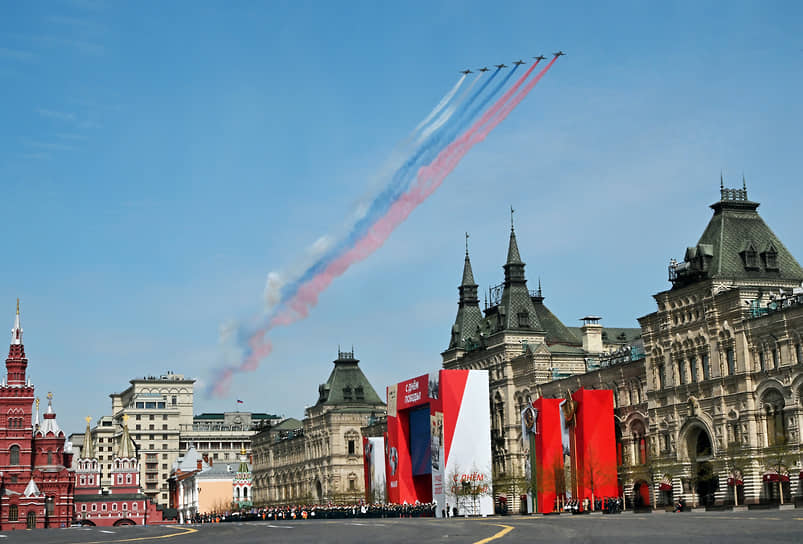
{"left": 385, "top": 370, "right": 492, "bottom": 516}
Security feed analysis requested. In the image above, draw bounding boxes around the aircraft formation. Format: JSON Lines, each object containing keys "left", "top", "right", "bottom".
{"left": 460, "top": 51, "right": 564, "bottom": 73}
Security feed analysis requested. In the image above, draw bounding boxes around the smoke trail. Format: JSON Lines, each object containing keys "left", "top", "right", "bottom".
{"left": 417, "top": 71, "right": 485, "bottom": 144}
{"left": 277, "top": 68, "right": 512, "bottom": 304}
{"left": 424, "top": 57, "right": 559, "bottom": 188}
{"left": 209, "top": 57, "right": 560, "bottom": 397}
{"left": 276, "top": 72, "right": 492, "bottom": 304}
{"left": 413, "top": 74, "right": 466, "bottom": 135}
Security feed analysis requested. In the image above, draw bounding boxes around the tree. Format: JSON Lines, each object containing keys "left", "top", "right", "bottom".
{"left": 719, "top": 442, "right": 745, "bottom": 506}
{"left": 581, "top": 448, "right": 618, "bottom": 511}
{"left": 492, "top": 465, "right": 531, "bottom": 513}
{"left": 764, "top": 442, "right": 793, "bottom": 505}
{"left": 447, "top": 465, "right": 493, "bottom": 516}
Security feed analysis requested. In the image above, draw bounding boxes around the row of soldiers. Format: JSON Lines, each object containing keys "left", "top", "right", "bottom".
{"left": 191, "top": 502, "right": 439, "bottom": 522}
{"left": 259, "top": 503, "right": 436, "bottom": 519}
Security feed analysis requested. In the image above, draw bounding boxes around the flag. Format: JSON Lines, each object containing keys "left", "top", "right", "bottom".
{"left": 236, "top": 399, "right": 244, "bottom": 404}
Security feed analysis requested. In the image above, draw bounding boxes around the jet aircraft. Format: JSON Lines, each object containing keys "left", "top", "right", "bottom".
{"left": 553, "top": 51, "right": 566, "bottom": 57}
{"left": 460, "top": 69, "right": 473, "bottom": 74}
{"left": 494, "top": 63, "right": 507, "bottom": 69}
{"left": 513, "top": 59, "right": 526, "bottom": 66}
{"left": 477, "top": 67, "right": 489, "bottom": 72}
{"left": 533, "top": 55, "right": 546, "bottom": 61}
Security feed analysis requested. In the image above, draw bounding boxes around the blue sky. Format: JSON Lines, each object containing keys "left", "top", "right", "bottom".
{"left": 2, "top": 1, "right": 802, "bottom": 434}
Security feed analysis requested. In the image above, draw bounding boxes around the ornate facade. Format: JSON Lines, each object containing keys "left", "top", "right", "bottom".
{"left": 0, "top": 303, "right": 75, "bottom": 530}
{"left": 74, "top": 416, "right": 172, "bottom": 526}
{"left": 251, "top": 350, "right": 385, "bottom": 505}
{"left": 638, "top": 184, "right": 803, "bottom": 507}
{"left": 441, "top": 224, "right": 639, "bottom": 500}
{"left": 539, "top": 184, "right": 803, "bottom": 508}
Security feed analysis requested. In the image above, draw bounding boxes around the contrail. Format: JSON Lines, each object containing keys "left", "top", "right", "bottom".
{"left": 208, "top": 56, "right": 560, "bottom": 397}
{"left": 413, "top": 74, "right": 467, "bottom": 135}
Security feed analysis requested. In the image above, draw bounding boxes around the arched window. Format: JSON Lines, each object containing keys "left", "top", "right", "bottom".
{"left": 47, "top": 451, "right": 53, "bottom": 465}
{"left": 10, "top": 445, "right": 20, "bottom": 465}
{"left": 9, "top": 504, "right": 18, "bottom": 521}
{"left": 243, "top": 487, "right": 248, "bottom": 498}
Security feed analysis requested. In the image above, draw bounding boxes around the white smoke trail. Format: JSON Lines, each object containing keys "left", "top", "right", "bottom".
{"left": 413, "top": 74, "right": 467, "bottom": 134}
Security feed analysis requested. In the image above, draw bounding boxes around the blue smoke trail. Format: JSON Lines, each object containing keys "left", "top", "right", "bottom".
{"left": 278, "top": 71, "right": 505, "bottom": 303}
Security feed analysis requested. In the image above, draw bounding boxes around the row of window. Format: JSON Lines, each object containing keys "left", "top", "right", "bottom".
{"left": 135, "top": 414, "right": 169, "bottom": 421}
{"left": 133, "top": 396, "right": 178, "bottom": 410}
{"left": 659, "top": 343, "right": 803, "bottom": 388}
{"left": 79, "top": 501, "right": 138, "bottom": 512}
{"left": 656, "top": 352, "right": 715, "bottom": 389}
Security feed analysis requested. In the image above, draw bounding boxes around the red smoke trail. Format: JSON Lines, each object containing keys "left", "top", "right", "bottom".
{"left": 418, "top": 56, "right": 558, "bottom": 196}
{"left": 269, "top": 59, "right": 559, "bottom": 334}
{"left": 213, "top": 56, "right": 560, "bottom": 398}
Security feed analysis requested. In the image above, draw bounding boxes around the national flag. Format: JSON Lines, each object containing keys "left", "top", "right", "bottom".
{"left": 236, "top": 399, "right": 244, "bottom": 404}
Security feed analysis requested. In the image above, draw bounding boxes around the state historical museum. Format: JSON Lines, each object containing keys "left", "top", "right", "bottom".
{"left": 0, "top": 302, "right": 75, "bottom": 529}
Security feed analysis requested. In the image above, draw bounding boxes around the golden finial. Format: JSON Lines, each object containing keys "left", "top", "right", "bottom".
{"left": 241, "top": 447, "right": 246, "bottom": 455}
{"left": 85, "top": 416, "right": 92, "bottom": 425}
{"left": 47, "top": 392, "right": 53, "bottom": 401}
{"left": 122, "top": 414, "right": 130, "bottom": 424}
{"left": 35, "top": 397, "right": 40, "bottom": 408}
{"left": 16, "top": 298, "right": 19, "bottom": 315}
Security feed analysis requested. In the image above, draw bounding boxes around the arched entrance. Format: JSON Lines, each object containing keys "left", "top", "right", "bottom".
{"left": 682, "top": 422, "right": 717, "bottom": 506}
{"left": 315, "top": 479, "right": 323, "bottom": 502}
{"left": 113, "top": 518, "right": 135, "bottom": 526}
{"left": 26, "top": 511, "right": 36, "bottom": 529}
{"left": 633, "top": 480, "right": 650, "bottom": 509}
{"left": 695, "top": 461, "right": 717, "bottom": 506}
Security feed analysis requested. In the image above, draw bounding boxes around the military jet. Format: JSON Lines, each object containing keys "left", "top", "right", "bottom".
{"left": 477, "top": 67, "right": 490, "bottom": 72}
{"left": 553, "top": 51, "right": 566, "bottom": 57}
{"left": 494, "top": 63, "right": 508, "bottom": 69}
{"left": 513, "top": 59, "right": 526, "bottom": 66}
{"left": 460, "top": 69, "right": 473, "bottom": 74}
{"left": 533, "top": 55, "right": 547, "bottom": 61}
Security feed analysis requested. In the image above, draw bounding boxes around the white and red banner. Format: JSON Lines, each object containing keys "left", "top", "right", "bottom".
{"left": 385, "top": 370, "right": 492, "bottom": 516}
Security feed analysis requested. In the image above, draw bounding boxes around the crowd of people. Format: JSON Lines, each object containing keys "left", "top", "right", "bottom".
{"left": 189, "top": 502, "right": 438, "bottom": 523}
{"left": 189, "top": 496, "right": 636, "bottom": 523}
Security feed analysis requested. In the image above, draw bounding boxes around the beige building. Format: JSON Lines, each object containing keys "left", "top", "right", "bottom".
{"left": 637, "top": 184, "right": 803, "bottom": 507}
{"left": 251, "top": 350, "right": 386, "bottom": 505}
{"left": 179, "top": 412, "right": 280, "bottom": 464}
{"left": 538, "top": 184, "right": 803, "bottom": 508}
{"left": 441, "top": 225, "right": 638, "bottom": 504}
{"left": 82, "top": 372, "right": 195, "bottom": 505}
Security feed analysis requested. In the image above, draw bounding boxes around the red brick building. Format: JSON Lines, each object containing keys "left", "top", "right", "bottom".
{"left": 0, "top": 302, "right": 75, "bottom": 530}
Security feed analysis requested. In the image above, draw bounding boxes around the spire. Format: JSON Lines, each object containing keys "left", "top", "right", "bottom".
{"left": 499, "top": 209, "right": 542, "bottom": 331}
{"left": 461, "top": 233, "right": 476, "bottom": 286}
{"left": 81, "top": 416, "right": 95, "bottom": 459}
{"left": 34, "top": 397, "right": 40, "bottom": 429}
{"left": 11, "top": 298, "right": 22, "bottom": 346}
{"left": 506, "top": 212, "right": 522, "bottom": 265}
{"left": 117, "top": 414, "right": 137, "bottom": 459}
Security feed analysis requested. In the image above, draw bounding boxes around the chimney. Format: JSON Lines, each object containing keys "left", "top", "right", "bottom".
{"left": 580, "top": 316, "right": 603, "bottom": 354}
